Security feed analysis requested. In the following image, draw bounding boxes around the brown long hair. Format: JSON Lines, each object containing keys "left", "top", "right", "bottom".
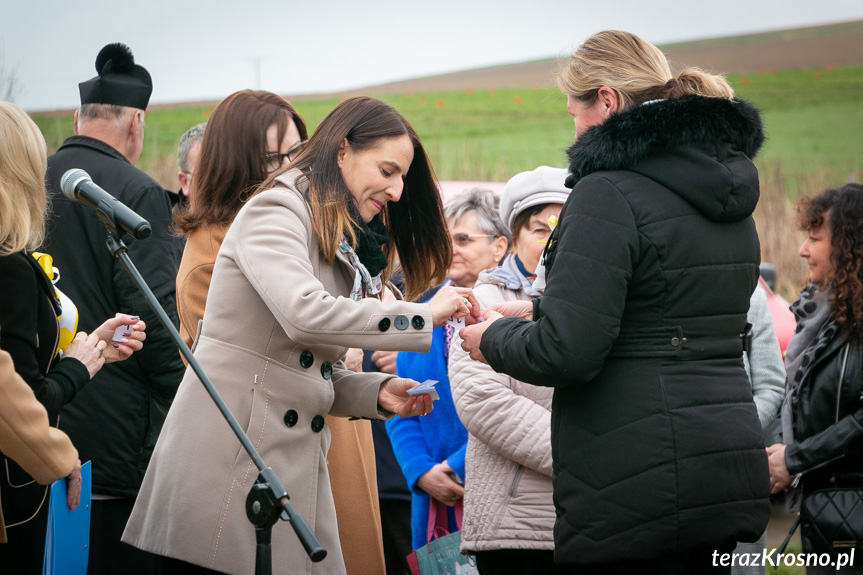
{"left": 260, "top": 96, "right": 450, "bottom": 300}
{"left": 557, "top": 30, "right": 734, "bottom": 109}
{"left": 797, "top": 183, "right": 863, "bottom": 338}
{"left": 174, "top": 90, "right": 307, "bottom": 234}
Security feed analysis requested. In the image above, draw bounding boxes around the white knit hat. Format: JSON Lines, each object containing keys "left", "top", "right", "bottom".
{"left": 499, "top": 166, "right": 571, "bottom": 231}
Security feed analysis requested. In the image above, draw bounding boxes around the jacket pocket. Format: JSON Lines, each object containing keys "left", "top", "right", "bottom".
{"left": 509, "top": 465, "right": 525, "bottom": 497}
{"left": 607, "top": 326, "right": 685, "bottom": 358}
{"left": 230, "top": 362, "right": 271, "bottom": 470}
{"left": 4, "top": 457, "right": 36, "bottom": 488}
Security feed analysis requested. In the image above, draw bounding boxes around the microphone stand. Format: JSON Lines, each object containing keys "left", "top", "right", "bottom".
{"left": 105, "top": 231, "right": 327, "bottom": 574}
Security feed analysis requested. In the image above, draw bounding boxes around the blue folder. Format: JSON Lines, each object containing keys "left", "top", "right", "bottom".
{"left": 42, "top": 461, "right": 91, "bottom": 575}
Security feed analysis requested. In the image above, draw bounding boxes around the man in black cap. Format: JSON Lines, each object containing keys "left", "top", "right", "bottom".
{"left": 41, "top": 42, "right": 184, "bottom": 575}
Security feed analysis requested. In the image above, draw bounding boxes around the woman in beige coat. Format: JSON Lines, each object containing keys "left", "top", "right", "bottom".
{"left": 124, "top": 96, "right": 478, "bottom": 575}
{"left": 174, "top": 89, "right": 391, "bottom": 575}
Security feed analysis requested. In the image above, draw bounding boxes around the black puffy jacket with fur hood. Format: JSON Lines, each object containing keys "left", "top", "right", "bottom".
{"left": 480, "top": 96, "right": 771, "bottom": 565}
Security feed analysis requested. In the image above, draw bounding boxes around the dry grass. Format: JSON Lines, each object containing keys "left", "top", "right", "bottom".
{"left": 753, "top": 163, "right": 859, "bottom": 301}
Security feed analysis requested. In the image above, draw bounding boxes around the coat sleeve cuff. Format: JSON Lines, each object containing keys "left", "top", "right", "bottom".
{"left": 48, "top": 357, "right": 91, "bottom": 399}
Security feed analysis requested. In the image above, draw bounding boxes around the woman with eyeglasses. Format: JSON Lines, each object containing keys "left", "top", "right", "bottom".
{"left": 174, "top": 89, "right": 307, "bottom": 349}
{"left": 387, "top": 188, "right": 509, "bottom": 552}
{"left": 124, "top": 96, "right": 478, "bottom": 575}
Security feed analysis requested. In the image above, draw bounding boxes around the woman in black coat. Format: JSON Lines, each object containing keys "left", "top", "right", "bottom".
{"left": 0, "top": 100, "right": 146, "bottom": 572}
{"left": 768, "top": 183, "right": 863, "bottom": 575}
{"left": 460, "top": 30, "right": 770, "bottom": 574}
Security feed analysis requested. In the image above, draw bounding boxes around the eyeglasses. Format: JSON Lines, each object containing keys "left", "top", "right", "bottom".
{"left": 265, "top": 144, "right": 303, "bottom": 173}
{"left": 451, "top": 234, "right": 496, "bottom": 247}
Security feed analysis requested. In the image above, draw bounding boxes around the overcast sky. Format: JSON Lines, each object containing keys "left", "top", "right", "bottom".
{"left": 3, "top": 0, "right": 863, "bottom": 111}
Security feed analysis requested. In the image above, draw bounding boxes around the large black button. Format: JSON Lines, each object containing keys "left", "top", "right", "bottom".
{"left": 320, "top": 361, "right": 332, "bottom": 380}
{"left": 283, "top": 410, "right": 298, "bottom": 427}
{"left": 311, "top": 415, "right": 325, "bottom": 433}
{"left": 411, "top": 315, "right": 425, "bottom": 330}
{"left": 394, "top": 315, "right": 409, "bottom": 330}
{"left": 299, "top": 350, "right": 314, "bottom": 368}
{"left": 378, "top": 318, "right": 391, "bottom": 332}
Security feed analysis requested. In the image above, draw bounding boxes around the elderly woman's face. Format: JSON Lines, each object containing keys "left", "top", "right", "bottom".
{"left": 514, "top": 204, "right": 562, "bottom": 275}
{"left": 799, "top": 221, "right": 834, "bottom": 285}
{"left": 338, "top": 135, "right": 414, "bottom": 223}
{"left": 447, "top": 211, "right": 507, "bottom": 288}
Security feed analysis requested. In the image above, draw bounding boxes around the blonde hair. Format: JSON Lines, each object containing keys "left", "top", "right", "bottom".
{"left": 557, "top": 30, "right": 734, "bottom": 109}
{"left": 0, "top": 101, "right": 48, "bottom": 255}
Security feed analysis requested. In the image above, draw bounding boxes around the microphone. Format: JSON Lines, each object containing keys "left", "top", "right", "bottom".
{"left": 60, "top": 169, "right": 152, "bottom": 240}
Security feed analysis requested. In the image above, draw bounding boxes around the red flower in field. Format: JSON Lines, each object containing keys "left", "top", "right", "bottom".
{"left": 825, "top": 65, "right": 834, "bottom": 73}
{"left": 489, "top": 89, "right": 497, "bottom": 97}
{"left": 742, "top": 77, "right": 750, "bottom": 85}
{"left": 813, "top": 70, "right": 822, "bottom": 78}
{"left": 436, "top": 101, "right": 445, "bottom": 109}
{"left": 466, "top": 87, "right": 474, "bottom": 93}
{"left": 514, "top": 96, "right": 523, "bottom": 104}
{"left": 418, "top": 97, "right": 427, "bottom": 105}
{"left": 407, "top": 91, "right": 414, "bottom": 98}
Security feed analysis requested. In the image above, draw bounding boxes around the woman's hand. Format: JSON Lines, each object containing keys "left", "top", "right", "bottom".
{"left": 378, "top": 378, "right": 433, "bottom": 417}
{"left": 417, "top": 461, "right": 464, "bottom": 507}
{"left": 66, "top": 459, "right": 82, "bottom": 511}
{"left": 766, "top": 443, "right": 792, "bottom": 494}
{"left": 344, "top": 348, "right": 364, "bottom": 372}
{"left": 458, "top": 310, "right": 503, "bottom": 364}
{"left": 92, "top": 315, "right": 146, "bottom": 363}
{"left": 63, "top": 331, "right": 106, "bottom": 378}
{"left": 485, "top": 300, "right": 533, "bottom": 321}
{"left": 428, "top": 287, "right": 481, "bottom": 327}
{"left": 371, "top": 350, "right": 398, "bottom": 375}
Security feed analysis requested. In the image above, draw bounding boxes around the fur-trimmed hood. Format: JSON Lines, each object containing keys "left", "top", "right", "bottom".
{"left": 566, "top": 96, "right": 764, "bottom": 222}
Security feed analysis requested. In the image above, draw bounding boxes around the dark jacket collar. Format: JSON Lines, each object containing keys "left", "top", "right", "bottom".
{"left": 566, "top": 96, "right": 765, "bottom": 222}
{"left": 58, "top": 135, "right": 131, "bottom": 165}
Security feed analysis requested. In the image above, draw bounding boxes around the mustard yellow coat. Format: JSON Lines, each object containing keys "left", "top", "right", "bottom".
{"left": 0, "top": 346, "right": 77, "bottom": 543}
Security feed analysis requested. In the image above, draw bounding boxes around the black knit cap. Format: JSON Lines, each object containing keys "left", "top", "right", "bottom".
{"left": 78, "top": 43, "right": 152, "bottom": 110}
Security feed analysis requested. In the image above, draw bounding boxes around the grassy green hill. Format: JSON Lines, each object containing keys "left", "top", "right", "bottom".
{"left": 32, "top": 64, "right": 863, "bottom": 187}
{"left": 30, "top": 24, "right": 863, "bottom": 303}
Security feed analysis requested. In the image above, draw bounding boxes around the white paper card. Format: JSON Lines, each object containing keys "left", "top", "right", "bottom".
{"left": 112, "top": 312, "right": 131, "bottom": 343}
{"left": 407, "top": 379, "right": 440, "bottom": 401}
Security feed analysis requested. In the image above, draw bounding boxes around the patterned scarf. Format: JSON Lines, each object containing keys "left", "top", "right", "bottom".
{"left": 781, "top": 284, "right": 837, "bottom": 445}
{"left": 339, "top": 216, "right": 389, "bottom": 301}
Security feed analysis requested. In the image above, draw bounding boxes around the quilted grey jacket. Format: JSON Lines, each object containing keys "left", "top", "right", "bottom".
{"left": 449, "top": 255, "right": 555, "bottom": 552}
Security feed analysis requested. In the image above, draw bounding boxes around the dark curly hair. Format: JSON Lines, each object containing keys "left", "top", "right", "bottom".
{"left": 797, "top": 183, "right": 863, "bottom": 338}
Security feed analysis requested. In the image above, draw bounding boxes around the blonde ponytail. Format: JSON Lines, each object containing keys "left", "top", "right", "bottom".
{"left": 558, "top": 31, "right": 734, "bottom": 109}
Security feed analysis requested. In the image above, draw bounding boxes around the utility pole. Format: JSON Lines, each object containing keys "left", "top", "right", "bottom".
{"left": 246, "top": 55, "right": 268, "bottom": 90}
